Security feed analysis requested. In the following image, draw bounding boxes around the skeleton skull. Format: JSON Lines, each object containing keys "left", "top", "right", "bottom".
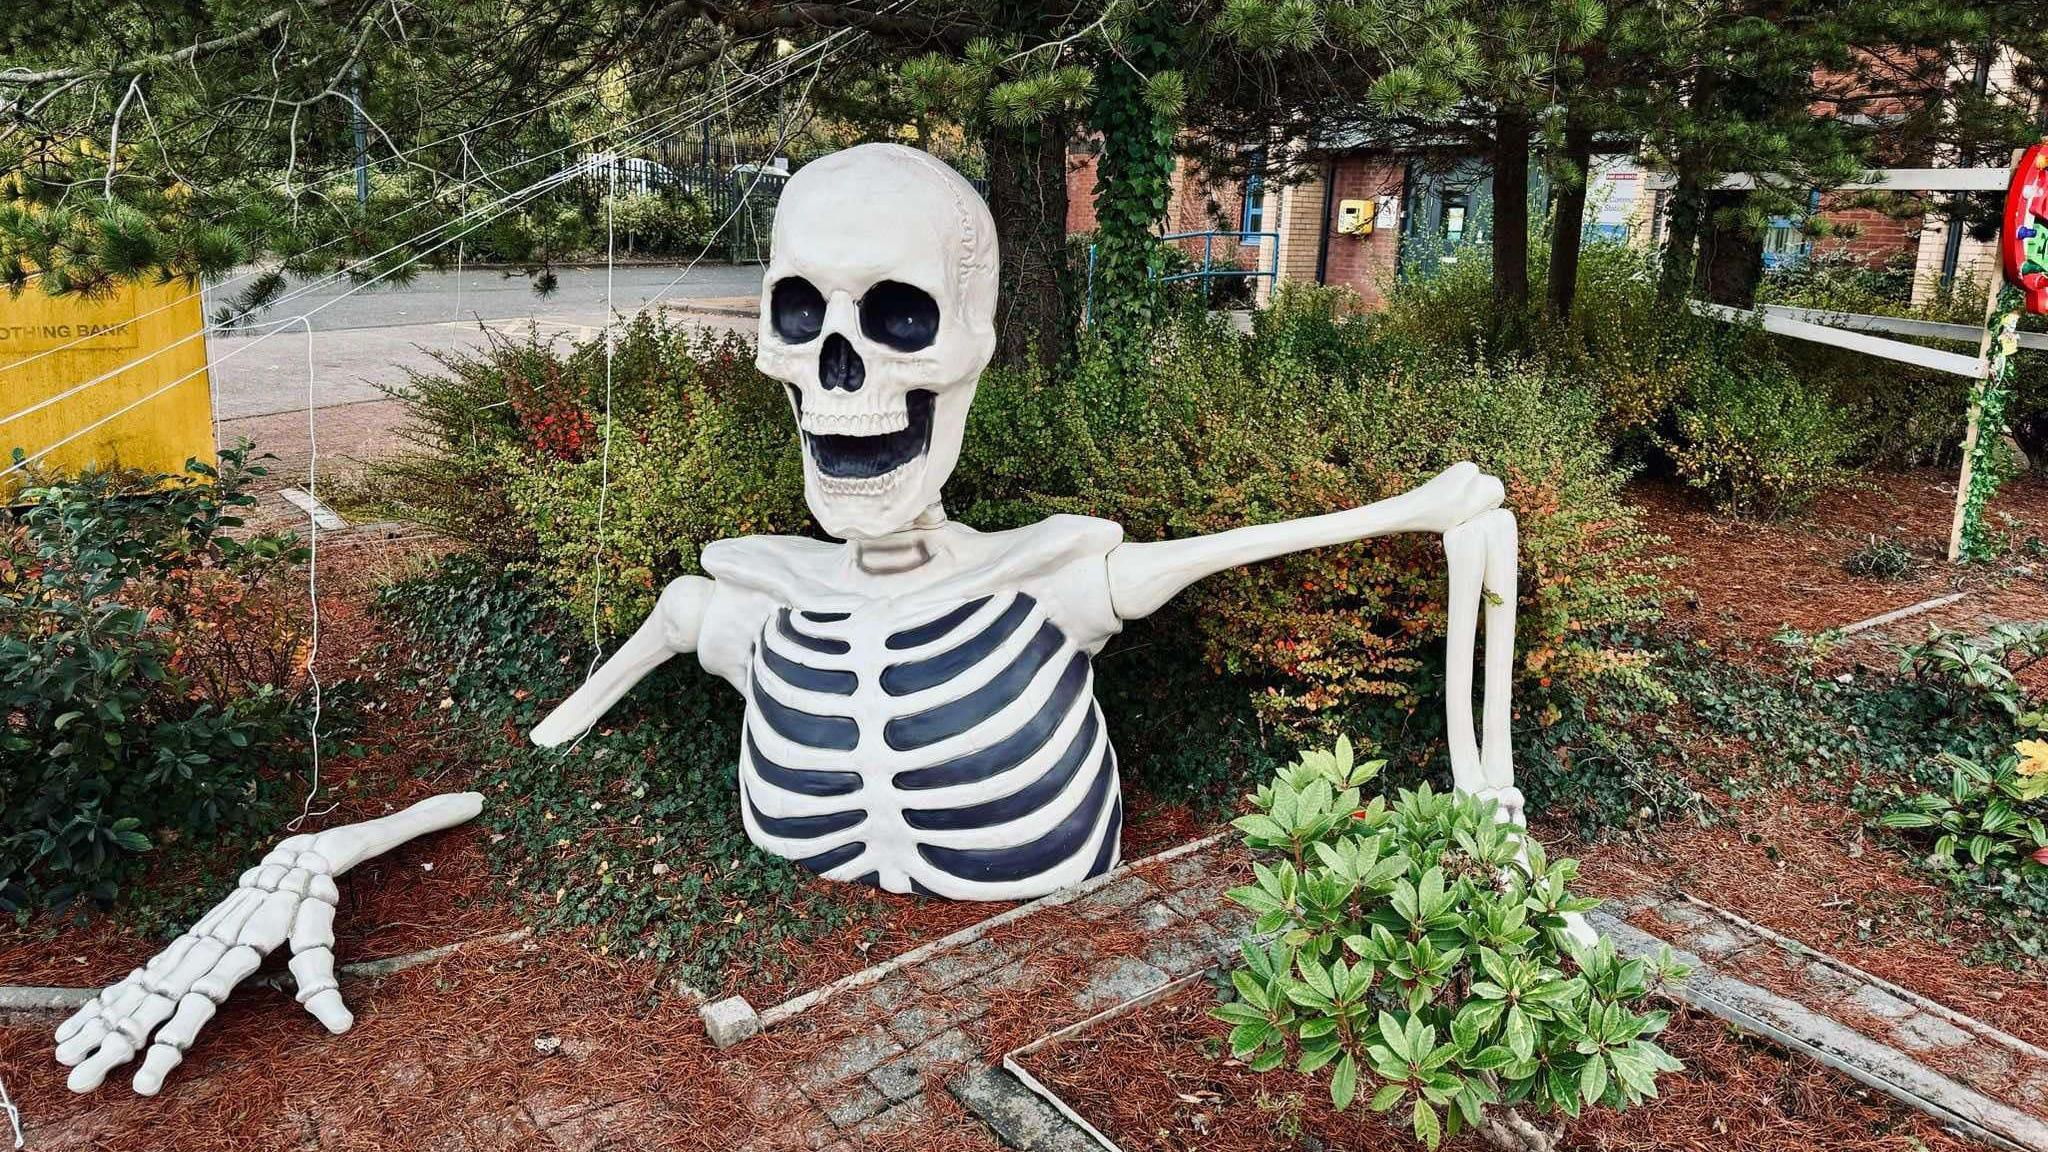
{"left": 756, "top": 144, "right": 999, "bottom": 540}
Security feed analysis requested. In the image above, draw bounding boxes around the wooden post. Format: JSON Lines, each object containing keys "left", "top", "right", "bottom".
{"left": 1946, "top": 147, "right": 2026, "bottom": 562}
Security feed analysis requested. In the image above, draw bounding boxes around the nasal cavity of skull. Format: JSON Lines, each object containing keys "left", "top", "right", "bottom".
{"left": 820, "top": 333, "right": 865, "bottom": 392}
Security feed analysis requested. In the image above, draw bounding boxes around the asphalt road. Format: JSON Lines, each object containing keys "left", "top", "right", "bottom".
{"left": 205, "top": 264, "right": 763, "bottom": 419}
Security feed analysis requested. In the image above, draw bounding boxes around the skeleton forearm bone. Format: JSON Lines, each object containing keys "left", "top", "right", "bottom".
{"left": 1104, "top": 463, "right": 1505, "bottom": 620}
{"left": 531, "top": 575, "right": 712, "bottom": 747}
{"left": 1104, "top": 462, "right": 1518, "bottom": 812}
{"left": 53, "top": 792, "right": 482, "bottom": 1095}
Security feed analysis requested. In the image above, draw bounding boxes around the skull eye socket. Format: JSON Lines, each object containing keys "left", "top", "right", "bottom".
{"left": 859, "top": 280, "right": 940, "bottom": 352}
{"left": 770, "top": 277, "right": 826, "bottom": 343}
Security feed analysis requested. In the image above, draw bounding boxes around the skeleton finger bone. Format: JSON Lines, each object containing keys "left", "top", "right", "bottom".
{"left": 132, "top": 993, "right": 217, "bottom": 1096}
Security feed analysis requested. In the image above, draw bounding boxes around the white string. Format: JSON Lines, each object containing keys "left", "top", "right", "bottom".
{"left": 572, "top": 161, "right": 619, "bottom": 754}
{"left": 0, "top": 33, "right": 855, "bottom": 386}
{"left": 0, "top": 1070, "right": 21, "bottom": 1150}
{"left": 281, "top": 315, "right": 335, "bottom": 830}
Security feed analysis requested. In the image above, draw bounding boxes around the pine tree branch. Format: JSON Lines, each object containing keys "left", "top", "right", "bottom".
{"left": 0, "top": 0, "right": 367, "bottom": 86}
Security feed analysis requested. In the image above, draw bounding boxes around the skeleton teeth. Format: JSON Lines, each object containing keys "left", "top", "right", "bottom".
{"left": 815, "top": 462, "right": 913, "bottom": 496}
{"left": 800, "top": 409, "right": 911, "bottom": 436}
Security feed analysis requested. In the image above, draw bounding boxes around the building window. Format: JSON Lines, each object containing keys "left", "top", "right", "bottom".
{"left": 1242, "top": 150, "right": 1266, "bottom": 235}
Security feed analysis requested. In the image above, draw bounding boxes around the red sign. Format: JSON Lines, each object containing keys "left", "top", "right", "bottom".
{"left": 2005, "top": 141, "right": 2048, "bottom": 315}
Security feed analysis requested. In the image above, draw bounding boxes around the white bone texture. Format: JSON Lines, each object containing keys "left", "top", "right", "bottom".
{"left": 52, "top": 792, "right": 482, "bottom": 1095}
{"left": 532, "top": 144, "right": 1573, "bottom": 914}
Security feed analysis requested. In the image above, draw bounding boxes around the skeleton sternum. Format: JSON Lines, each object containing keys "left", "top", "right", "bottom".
{"left": 737, "top": 590, "right": 1123, "bottom": 901}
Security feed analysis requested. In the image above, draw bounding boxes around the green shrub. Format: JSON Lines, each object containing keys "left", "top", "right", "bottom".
{"left": 1842, "top": 535, "right": 1915, "bottom": 580}
{"left": 1215, "top": 739, "right": 1687, "bottom": 1148}
{"left": 606, "top": 191, "right": 715, "bottom": 256}
{"left": 1882, "top": 745, "right": 2048, "bottom": 872}
{"left": 0, "top": 445, "right": 311, "bottom": 909}
{"left": 959, "top": 299, "right": 1666, "bottom": 734}
{"left": 358, "top": 316, "right": 809, "bottom": 634}
{"left": 1662, "top": 356, "right": 1861, "bottom": 516}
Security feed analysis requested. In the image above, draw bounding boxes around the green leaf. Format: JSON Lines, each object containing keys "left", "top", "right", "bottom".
{"left": 1331, "top": 1052, "right": 1359, "bottom": 1110}
{"left": 1413, "top": 1097, "right": 1442, "bottom": 1148}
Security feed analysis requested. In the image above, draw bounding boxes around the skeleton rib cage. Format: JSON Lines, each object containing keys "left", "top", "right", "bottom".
{"left": 738, "top": 590, "right": 1124, "bottom": 900}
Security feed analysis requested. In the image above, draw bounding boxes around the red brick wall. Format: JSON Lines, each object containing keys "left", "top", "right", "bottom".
{"left": 1813, "top": 196, "right": 1922, "bottom": 266}
{"left": 1319, "top": 154, "right": 1407, "bottom": 309}
{"left": 1066, "top": 145, "right": 1100, "bottom": 233}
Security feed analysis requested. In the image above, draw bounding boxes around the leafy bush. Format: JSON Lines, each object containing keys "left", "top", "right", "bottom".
{"left": 1882, "top": 745, "right": 2048, "bottom": 872}
{"left": 1215, "top": 739, "right": 1687, "bottom": 1148}
{"left": 959, "top": 298, "right": 1665, "bottom": 735}
{"left": 1661, "top": 356, "right": 1861, "bottom": 516}
{"left": 606, "top": 191, "right": 715, "bottom": 256}
{"left": 0, "top": 445, "right": 311, "bottom": 908}
{"left": 356, "top": 317, "right": 808, "bottom": 634}
{"left": 1842, "top": 535, "right": 1914, "bottom": 579}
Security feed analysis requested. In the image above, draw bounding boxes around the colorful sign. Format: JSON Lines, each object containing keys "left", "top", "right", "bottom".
{"left": 2003, "top": 141, "right": 2048, "bottom": 315}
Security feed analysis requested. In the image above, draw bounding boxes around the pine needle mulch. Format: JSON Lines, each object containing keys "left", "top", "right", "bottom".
{"left": 1562, "top": 787, "right": 2048, "bottom": 1050}
{"left": 1017, "top": 979, "right": 1975, "bottom": 1152}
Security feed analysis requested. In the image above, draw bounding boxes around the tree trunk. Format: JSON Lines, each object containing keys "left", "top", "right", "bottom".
{"left": 1545, "top": 115, "right": 1595, "bottom": 321}
{"left": 1657, "top": 172, "right": 1703, "bottom": 304}
{"left": 984, "top": 116, "right": 1073, "bottom": 370}
{"left": 1491, "top": 106, "right": 1532, "bottom": 328}
{"left": 1695, "top": 188, "right": 1763, "bottom": 308}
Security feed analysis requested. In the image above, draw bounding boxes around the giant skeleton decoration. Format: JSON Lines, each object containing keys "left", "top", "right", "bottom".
{"left": 54, "top": 144, "right": 1558, "bottom": 1095}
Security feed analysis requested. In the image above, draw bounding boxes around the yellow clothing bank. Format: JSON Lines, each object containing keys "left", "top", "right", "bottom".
{"left": 0, "top": 277, "right": 215, "bottom": 497}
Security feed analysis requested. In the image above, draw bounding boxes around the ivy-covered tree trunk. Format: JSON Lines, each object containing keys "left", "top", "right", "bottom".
{"left": 1695, "top": 188, "right": 1763, "bottom": 307}
{"left": 1085, "top": 13, "right": 1179, "bottom": 347}
{"left": 1546, "top": 116, "right": 1595, "bottom": 320}
{"left": 1657, "top": 172, "right": 1703, "bottom": 304}
{"left": 985, "top": 116, "right": 1074, "bottom": 369}
{"left": 1491, "top": 107, "right": 1533, "bottom": 331}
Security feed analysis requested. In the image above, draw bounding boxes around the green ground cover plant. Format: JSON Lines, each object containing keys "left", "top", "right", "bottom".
{"left": 0, "top": 445, "right": 313, "bottom": 910}
{"left": 1215, "top": 738, "right": 1688, "bottom": 1149}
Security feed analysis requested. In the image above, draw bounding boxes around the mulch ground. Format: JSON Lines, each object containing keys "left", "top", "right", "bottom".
{"left": 1642, "top": 467, "right": 2048, "bottom": 653}
{"left": 1016, "top": 979, "right": 1974, "bottom": 1152}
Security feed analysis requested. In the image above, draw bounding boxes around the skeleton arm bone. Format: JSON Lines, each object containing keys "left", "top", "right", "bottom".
{"left": 531, "top": 575, "right": 712, "bottom": 748}
{"left": 1104, "top": 463, "right": 1504, "bottom": 620}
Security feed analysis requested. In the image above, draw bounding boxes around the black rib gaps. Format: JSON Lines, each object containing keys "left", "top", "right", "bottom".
{"left": 886, "top": 595, "right": 993, "bottom": 650}
{"left": 745, "top": 728, "right": 861, "bottom": 797}
{"left": 1087, "top": 794, "right": 1123, "bottom": 878}
{"left": 884, "top": 621, "right": 1066, "bottom": 751}
{"left": 757, "top": 632, "right": 858, "bottom": 695}
{"left": 893, "top": 654, "right": 1090, "bottom": 790}
{"left": 903, "top": 709, "right": 1101, "bottom": 831}
{"left": 751, "top": 676, "right": 859, "bottom": 751}
{"left": 796, "top": 841, "right": 865, "bottom": 874}
{"left": 748, "top": 797, "right": 865, "bottom": 839}
{"left": 853, "top": 870, "right": 881, "bottom": 887}
{"left": 881, "top": 595, "right": 1036, "bottom": 697}
{"left": 916, "top": 754, "right": 1116, "bottom": 884}
{"left": 776, "top": 608, "right": 850, "bottom": 655}
{"left": 800, "top": 610, "right": 851, "bottom": 622}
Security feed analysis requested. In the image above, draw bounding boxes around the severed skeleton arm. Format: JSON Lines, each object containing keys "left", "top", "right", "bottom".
{"left": 1104, "top": 462, "right": 1525, "bottom": 819}
{"left": 54, "top": 793, "right": 483, "bottom": 1095}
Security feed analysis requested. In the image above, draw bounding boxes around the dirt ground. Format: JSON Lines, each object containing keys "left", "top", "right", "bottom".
{"left": 1018, "top": 979, "right": 1973, "bottom": 1152}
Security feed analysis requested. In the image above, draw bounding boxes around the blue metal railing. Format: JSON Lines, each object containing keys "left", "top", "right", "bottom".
{"left": 1083, "top": 230, "right": 1282, "bottom": 325}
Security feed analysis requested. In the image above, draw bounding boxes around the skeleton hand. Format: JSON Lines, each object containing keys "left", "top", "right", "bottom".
{"left": 53, "top": 793, "right": 483, "bottom": 1096}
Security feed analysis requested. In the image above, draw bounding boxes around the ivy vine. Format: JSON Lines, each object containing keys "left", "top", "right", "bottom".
{"left": 1086, "top": 11, "right": 1184, "bottom": 352}
{"left": 1957, "top": 285, "right": 2026, "bottom": 563}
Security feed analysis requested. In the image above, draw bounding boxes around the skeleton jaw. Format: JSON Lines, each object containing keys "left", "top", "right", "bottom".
{"left": 791, "top": 387, "right": 940, "bottom": 524}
